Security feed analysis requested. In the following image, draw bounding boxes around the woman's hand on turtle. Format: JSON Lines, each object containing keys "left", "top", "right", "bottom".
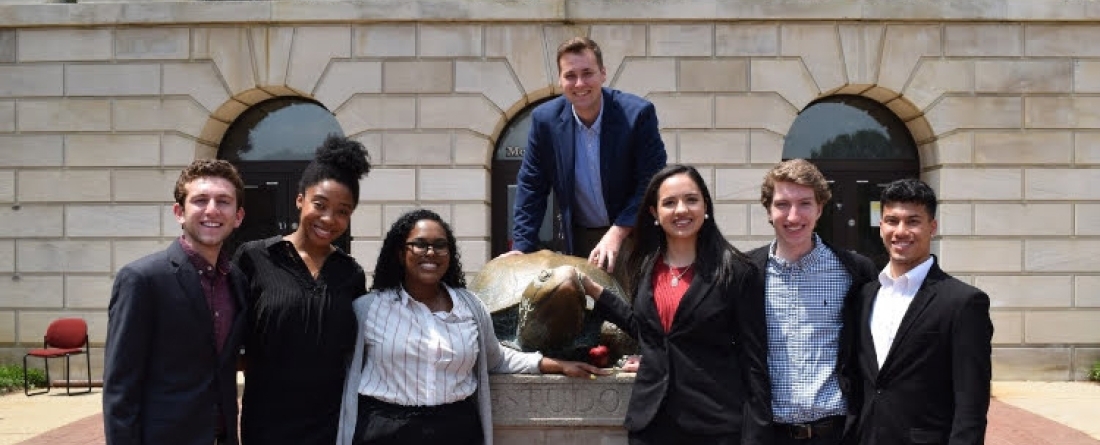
{"left": 565, "top": 266, "right": 604, "bottom": 300}
{"left": 561, "top": 360, "right": 612, "bottom": 379}
{"left": 540, "top": 357, "right": 612, "bottom": 379}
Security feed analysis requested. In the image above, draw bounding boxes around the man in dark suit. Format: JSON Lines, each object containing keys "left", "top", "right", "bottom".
{"left": 103, "top": 159, "right": 248, "bottom": 445}
{"left": 742, "top": 159, "right": 877, "bottom": 445}
{"left": 855, "top": 178, "right": 992, "bottom": 445}
{"left": 504, "top": 36, "right": 667, "bottom": 274}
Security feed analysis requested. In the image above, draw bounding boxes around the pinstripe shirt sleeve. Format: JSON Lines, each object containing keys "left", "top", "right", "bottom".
{"left": 460, "top": 289, "right": 543, "bottom": 375}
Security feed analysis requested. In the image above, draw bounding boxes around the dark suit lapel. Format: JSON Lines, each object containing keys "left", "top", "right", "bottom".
{"left": 860, "top": 281, "right": 883, "bottom": 381}
{"left": 877, "top": 264, "right": 946, "bottom": 378}
{"left": 669, "top": 271, "right": 716, "bottom": 332}
{"left": 168, "top": 240, "right": 217, "bottom": 349}
{"left": 598, "top": 88, "right": 624, "bottom": 202}
{"left": 554, "top": 105, "right": 576, "bottom": 202}
{"left": 634, "top": 262, "right": 665, "bottom": 333}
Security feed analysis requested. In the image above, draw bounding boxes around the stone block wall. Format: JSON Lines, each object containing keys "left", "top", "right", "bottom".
{"left": 0, "top": 0, "right": 1097, "bottom": 380}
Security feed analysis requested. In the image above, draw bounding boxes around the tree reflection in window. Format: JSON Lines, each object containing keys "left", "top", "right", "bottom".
{"left": 783, "top": 95, "right": 916, "bottom": 160}
{"left": 219, "top": 97, "right": 344, "bottom": 162}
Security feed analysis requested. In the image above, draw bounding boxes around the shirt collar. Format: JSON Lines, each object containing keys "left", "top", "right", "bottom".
{"left": 768, "top": 233, "right": 826, "bottom": 269}
{"left": 178, "top": 235, "right": 231, "bottom": 275}
{"left": 878, "top": 256, "right": 935, "bottom": 293}
{"left": 397, "top": 284, "right": 470, "bottom": 318}
{"left": 571, "top": 99, "right": 604, "bottom": 133}
{"left": 265, "top": 236, "right": 351, "bottom": 258}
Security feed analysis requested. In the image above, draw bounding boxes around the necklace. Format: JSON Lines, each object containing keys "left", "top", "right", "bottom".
{"left": 669, "top": 263, "right": 694, "bottom": 287}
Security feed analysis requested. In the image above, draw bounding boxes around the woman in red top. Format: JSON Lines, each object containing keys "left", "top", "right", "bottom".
{"left": 575, "top": 163, "right": 760, "bottom": 445}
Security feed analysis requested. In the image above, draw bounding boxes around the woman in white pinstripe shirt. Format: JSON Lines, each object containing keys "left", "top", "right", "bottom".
{"left": 337, "top": 209, "right": 602, "bottom": 445}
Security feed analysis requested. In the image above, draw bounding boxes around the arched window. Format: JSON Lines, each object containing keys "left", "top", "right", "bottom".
{"left": 219, "top": 98, "right": 345, "bottom": 161}
{"left": 490, "top": 99, "right": 557, "bottom": 256}
{"left": 783, "top": 95, "right": 917, "bottom": 161}
{"left": 782, "top": 95, "right": 920, "bottom": 269}
{"left": 218, "top": 97, "right": 349, "bottom": 252}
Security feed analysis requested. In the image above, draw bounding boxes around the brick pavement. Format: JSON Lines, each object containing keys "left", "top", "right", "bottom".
{"left": 14, "top": 399, "right": 1100, "bottom": 445}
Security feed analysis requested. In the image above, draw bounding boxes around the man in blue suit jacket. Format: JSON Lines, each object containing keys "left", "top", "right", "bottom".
{"left": 103, "top": 160, "right": 248, "bottom": 445}
{"left": 506, "top": 36, "right": 666, "bottom": 273}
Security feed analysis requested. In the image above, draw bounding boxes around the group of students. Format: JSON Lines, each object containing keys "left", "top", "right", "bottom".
{"left": 101, "top": 34, "right": 992, "bottom": 445}
{"left": 501, "top": 35, "right": 993, "bottom": 445}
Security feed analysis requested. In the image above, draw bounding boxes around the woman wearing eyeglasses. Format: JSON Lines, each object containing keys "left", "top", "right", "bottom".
{"left": 233, "top": 135, "right": 371, "bottom": 445}
{"left": 336, "top": 209, "right": 604, "bottom": 445}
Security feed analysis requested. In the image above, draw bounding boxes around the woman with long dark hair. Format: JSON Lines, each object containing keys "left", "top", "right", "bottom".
{"left": 233, "top": 135, "right": 371, "bottom": 444}
{"left": 575, "top": 163, "right": 760, "bottom": 444}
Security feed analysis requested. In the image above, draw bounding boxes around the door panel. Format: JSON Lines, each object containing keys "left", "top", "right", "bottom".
{"left": 229, "top": 161, "right": 352, "bottom": 255}
{"left": 814, "top": 163, "right": 916, "bottom": 271}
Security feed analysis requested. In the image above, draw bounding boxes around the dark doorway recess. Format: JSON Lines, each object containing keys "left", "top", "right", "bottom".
{"left": 217, "top": 97, "right": 349, "bottom": 254}
{"left": 783, "top": 95, "right": 921, "bottom": 270}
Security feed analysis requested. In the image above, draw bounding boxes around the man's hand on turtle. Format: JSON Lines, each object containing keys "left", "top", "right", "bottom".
{"left": 497, "top": 249, "right": 525, "bottom": 259}
{"left": 588, "top": 225, "right": 630, "bottom": 273}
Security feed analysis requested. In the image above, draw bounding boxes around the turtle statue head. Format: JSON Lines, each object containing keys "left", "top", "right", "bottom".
{"left": 469, "top": 250, "right": 636, "bottom": 363}
{"left": 517, "top": 267, "right": 587, "bottom": 352}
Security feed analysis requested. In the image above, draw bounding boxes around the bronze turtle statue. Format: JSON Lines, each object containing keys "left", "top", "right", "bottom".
{"left": 469, "top": 250, "right": 636, "bottom": 363}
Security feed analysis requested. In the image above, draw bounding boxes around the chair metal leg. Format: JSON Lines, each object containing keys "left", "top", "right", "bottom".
{"left": 64, "top": 355, "right": 71, "bottom": 396}
{"left": 81, "top": 351, "right": 93, "bottom": 394}
{"left": 58, "top": 354, "right": 92, "bottom": 396}
{"left": 23, "top": 355, "right": 49, "bottom": 397}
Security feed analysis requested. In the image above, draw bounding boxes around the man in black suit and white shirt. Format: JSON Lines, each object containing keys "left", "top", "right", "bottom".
{"left": 856, "top": 178, "right": 992, "bottom": 445}
{"left": 103, "top": 159, "right": 248, "bottom": 445}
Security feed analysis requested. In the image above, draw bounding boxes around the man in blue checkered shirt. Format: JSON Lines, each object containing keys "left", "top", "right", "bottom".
{"left": 742, "top": 159, "right": 877, "bottom": 445}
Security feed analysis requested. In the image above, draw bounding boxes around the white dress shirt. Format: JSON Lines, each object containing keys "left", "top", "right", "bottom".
{"left": 356, "top": 285, "right": 480, "bottom": 406}
{"left": 870, "top": 257, "right": 935, "bottom": 370}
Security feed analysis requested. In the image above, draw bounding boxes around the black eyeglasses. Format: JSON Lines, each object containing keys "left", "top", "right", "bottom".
{"left": 405, "top": 239, "right": 450, "bottom": 255}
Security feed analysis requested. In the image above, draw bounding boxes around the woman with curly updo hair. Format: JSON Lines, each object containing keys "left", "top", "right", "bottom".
{"left": 233, "top": 134, "right": 372, "bottom": 445}
{"left": 337, "top": 209, "right": 602, "bottom": 445}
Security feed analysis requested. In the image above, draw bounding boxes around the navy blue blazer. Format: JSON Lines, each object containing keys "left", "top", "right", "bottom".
{"left": 103, "top": 239, "right": 248, "bottom": 445}
{"left": 512, "top": 87, "right": 666, "bottom": 254}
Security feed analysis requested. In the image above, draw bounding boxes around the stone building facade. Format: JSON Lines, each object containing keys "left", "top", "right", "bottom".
{"left": 1, "top": 0, "right": 1098, "bottom": 382}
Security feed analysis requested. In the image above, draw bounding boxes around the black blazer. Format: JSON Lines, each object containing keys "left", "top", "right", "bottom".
{"left": 741, "top": 241, "right": 877, "bottom": 445}
{"left": 595, "top": 258, "right": 759, "bottom": 435}
{"left": 103, "top": 239, "right": 248, "bottom": 445}
{"left": 855, "top": 258, "right": 992, "bottom": 445}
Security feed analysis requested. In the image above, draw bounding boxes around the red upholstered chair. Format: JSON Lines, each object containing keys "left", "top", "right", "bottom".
{"left": 23, "top": 318, "right": 92, "bottom": 396}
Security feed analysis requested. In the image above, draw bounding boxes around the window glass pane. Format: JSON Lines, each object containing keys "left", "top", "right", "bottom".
{"left": 494, "top": 105, "right": 538, "bottom": 161}
{"left": 219, "top": 98, "right": 345, "bottom": 162}
{"left": 783, "top": 95, "right": 916, "bottom": 160}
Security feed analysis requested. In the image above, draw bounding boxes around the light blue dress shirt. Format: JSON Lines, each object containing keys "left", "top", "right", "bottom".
{"left": 571, "top": 103, "right": 610, "bottom": 228}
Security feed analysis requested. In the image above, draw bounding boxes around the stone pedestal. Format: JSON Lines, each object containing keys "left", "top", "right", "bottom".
{"left": 489, "top": 373, "right": 634, "bottom": 444}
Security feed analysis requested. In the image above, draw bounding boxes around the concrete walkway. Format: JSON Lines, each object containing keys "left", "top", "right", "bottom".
{"left": 1, "top": 381, "right": 1097, "bottom": 444}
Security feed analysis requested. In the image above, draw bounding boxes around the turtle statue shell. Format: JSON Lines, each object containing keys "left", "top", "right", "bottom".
{"left": 469, "top": 250, "right": 636, "bottom": 362}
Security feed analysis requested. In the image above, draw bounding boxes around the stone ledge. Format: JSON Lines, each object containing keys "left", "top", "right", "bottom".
{"left": 4, "top": 0, "right": 1100, "bottom": 27}
{"left": 489, "top": 373, "right": 634, "bottom": 427}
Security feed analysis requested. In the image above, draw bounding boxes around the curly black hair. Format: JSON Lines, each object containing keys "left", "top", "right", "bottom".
{"left": 298, "top": 134, "right": 372, "bottom": 204}
{"left": 371, "top": 209, "right": 466, "bottom": 291}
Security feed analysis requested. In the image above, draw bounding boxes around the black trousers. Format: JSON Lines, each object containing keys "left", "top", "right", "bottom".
{"left": 628, "top": 405, "right": 741, "bottom": 445}
{"left": 772, "top": 415, "right": 846, "bottom": 445}
{"left": 352, "top": 395, "right": 482, "bottom": 445}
